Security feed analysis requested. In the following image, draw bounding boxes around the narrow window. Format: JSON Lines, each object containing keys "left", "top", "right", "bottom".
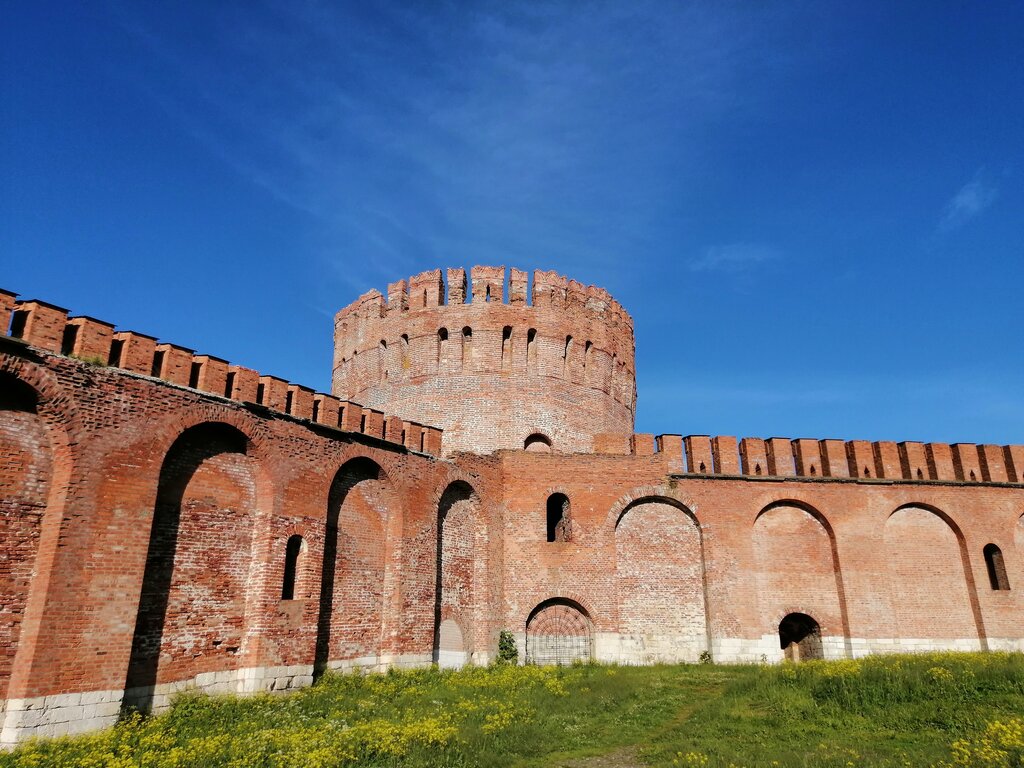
{"left": 224, "top": 371, "right": 236, "bottom": 398}
{"left": 337, "top": 404, "right": 346, "bottom": 427}
{"left": 546, "top": 493, "right": 570, "bottom": 542}
{"left": 188, "top": 361, "right": 202, "bottom": 389}
{"left": 150, "top": 350, "right": 165, "bottom": 378}
{"left": 60, "top": 324, "right": 78, "bottom": 356}
{"left": 501, "top": 326, "right": 512, "bottom": 372}
{"left": 284, "top": 389, "right": 294, "bottom": 414}
{"left": 437, "top": 328, "right": 448, "bottom": 370}
{"left": 400, "top": 334, "right": 410, "bottom": 371}
{"left": 563, "top": 336, "right": 573, "bottom": 378}
{"left": 281, "top": 535, "right": 302, "bottom": 600}
{"left": 583, "top": 341, "right": 593, "bottom": 380}
{"left": 527, "top": 328, "right": 537, "bottom": 372}
{"left": 108, "top": 338, "right": 124, "bottom": 367}
{"left": 984, "top": 544, "right": 1010, "bottom": 590}
{"left": 462, "top": 327, "right": 472, "bottom": 370}
{"left": 311, "top": 398, "right": 320, "bottom": 422}
{"left": 485, "top": 285, "right": 491, "bottom": 302}
{"left": 9, "top": 310, "right": 28, "bottom": 339}
{"left": 256, "top": 382, "right": 266, "bottom": 404}
{"left": 379, "top": 339, "right": 388, "bottom": 382}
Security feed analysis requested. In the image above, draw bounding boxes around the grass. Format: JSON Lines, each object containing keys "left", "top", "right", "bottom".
{"left": 4, "top": 653, "right": 1024, "bottom": 767}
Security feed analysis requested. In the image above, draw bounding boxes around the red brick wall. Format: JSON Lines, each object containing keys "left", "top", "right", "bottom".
{"left": 0, "top": 380, "right": 50, "bottom": 699}
{"left": 1, "top": 312, "right": 1023, "bottom": 731}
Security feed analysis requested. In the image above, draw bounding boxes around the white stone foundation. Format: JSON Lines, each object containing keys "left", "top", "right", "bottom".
{"left": 0, "top": 653, "right": 434, "bottom": 747}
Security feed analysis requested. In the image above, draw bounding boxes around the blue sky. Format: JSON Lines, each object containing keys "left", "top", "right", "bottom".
{"left": 3, "top": 2, "right": 1022, "bottom": 444}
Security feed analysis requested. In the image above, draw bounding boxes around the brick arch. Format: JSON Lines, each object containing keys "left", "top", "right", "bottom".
{"left": 124, "top": 421, "right": 264, "bottom": 712}
{"left": 315, "top": 454, "right": 400, "bottom": 675}
{"left": 0, "top": 361, "right": 77, "bottom": 702}
{"left": 753, "top": 499, "right": 851, "bottom": 646}
{"left": 433, "top": 479, "right": 482, "bottom": 666}
{"left": 519, "top": 591, "right": 600, "bottom": 629}
{"left": 885, "top": 503, "right": 986, "bottom": 648}
{"left": 605, "top": 485, "right": 701, "bottom": 531}
{"left": 613, "top": 495, "right": 709, "bottom": 663}
{"left": 133, "top": 403, "right": 274, "bottom": 472}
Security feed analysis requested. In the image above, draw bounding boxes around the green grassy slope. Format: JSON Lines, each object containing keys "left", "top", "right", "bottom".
{"left": 4, "top": 653, "right": 1023, "bottom": 768}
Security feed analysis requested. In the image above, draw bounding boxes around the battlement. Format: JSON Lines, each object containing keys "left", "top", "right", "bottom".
{"left": 336, "top": 266, "right": 633, "bottom": 331}
{"left": 0, "top": 289, "right": 443, "bottom": 455}
{"left": 609, "top": 433, "right": 1024, "bottom": 484}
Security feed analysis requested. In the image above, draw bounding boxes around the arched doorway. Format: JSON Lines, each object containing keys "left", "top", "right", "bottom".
{"left": 526, "top": 599, "right": 592, "bottom": 665}
{"left": 779, "top": 613, "right": 822, "bottom": 661}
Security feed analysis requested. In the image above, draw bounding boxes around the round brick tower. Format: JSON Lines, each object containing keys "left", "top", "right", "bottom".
{"left": 332, "top": 266, "right": 636, "bottom": 456}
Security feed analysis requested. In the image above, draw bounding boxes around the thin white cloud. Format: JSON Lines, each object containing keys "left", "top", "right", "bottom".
{"left": 688, "top": 243, "right": 778, "bottom": 273}
{"left": 939, "top": 169, "right": 999, "bottom": 232}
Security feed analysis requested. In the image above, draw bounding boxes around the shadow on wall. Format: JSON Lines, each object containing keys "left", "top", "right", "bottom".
{"left": 314, "top": 457, "right": 388, "bottom": 679}
{"left": 123, "top": 422, "right": 251, "bottom": 715}
{"left": 433, "top": 481, "right": 477, "bottom": 664}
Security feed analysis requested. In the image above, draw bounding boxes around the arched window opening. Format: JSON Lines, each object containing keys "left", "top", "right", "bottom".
{"left": 281, "top": 534, "right": 303, "bottom": 600}
{"left": 437, "top": 328, "right": 448, "bottom": 370}
{"left": 501, "top": 326, "right": 512, "bottom": 372}
{"left": 461, "top": 326, "right": 472, "bottom": 370}
{"left": 0, "top": 374, "right": 39, "bottom": 413}
{"left": 525, "top": 433, "right": 552, "bottom": 453}
{"left": 984, "top": 544, "right": 1010, "bottom": 590}
{"left": 563, "top": 336, "right": 573, "bottom": 378}
{"left": 527, "top": 328, "right": 537, "bottom": 372}
{"left": 546, "top": 493, "right": 570, "bottom": 542}
{"left": 779, "top": 612, "right": 822, "bottom": 662}
{"left": 379, "top": 339, "right": 388, "bottom": 382}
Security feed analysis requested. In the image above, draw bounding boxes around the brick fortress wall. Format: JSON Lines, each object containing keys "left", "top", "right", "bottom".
{"left": 0, "top": 281, "right": 1022, "bottom": 747}
{"left": 332, "top": 267, "right": 636, "bottom": 455}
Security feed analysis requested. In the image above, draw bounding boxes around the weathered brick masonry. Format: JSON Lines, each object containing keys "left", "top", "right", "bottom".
{"left": 0, "top": 271, "right": 1022, "bottom": 744}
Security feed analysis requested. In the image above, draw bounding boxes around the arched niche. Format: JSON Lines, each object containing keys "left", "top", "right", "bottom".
{"left": 436, "top": 618, "right": 465, "bottom": 669}
{"left": 315, "top": 456, "right": 397, "bottom": 676}
{"left": 526, "top": 598, "right": 593, "bottom": 666}
{"left": 884, "top": 505, "right": 981, "bottom": 648}
{"left": 614, "top": 497, "right": 707, "bottom": 663}
{"left": 125, "top": 421, "right": 261, "bottom": 713}
{"left": 433, "top": 480, "right": 479, "bottom": 667}
{"left": 0, "top": 374, "right": 52, "bottom": 698}
{"left": 752, "top": 502, "right": 847, "bottom": 658}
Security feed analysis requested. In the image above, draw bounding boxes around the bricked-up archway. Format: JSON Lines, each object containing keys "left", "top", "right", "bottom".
{"left": 433, "top": 480, "right": 479, "bottom": 667}
{"left": 0, "top": 374, "right": 51, "bottom": 700}
{"left": 125, "top": 422, "right": 258, "bottom": 713}
{"left": 753, "top": 502, "right": 849, "bottom": 658}
{"left": 526, "top": 599, "right": 593, "bottom": 666}
{"left": 315, "top": 457, "right": 395, "bottom": 676}
{"left": 615, "top": 497, "right": 708, "bottom": 663}
{"left": 884, "top": 505, "right": 983, "bottom": 649}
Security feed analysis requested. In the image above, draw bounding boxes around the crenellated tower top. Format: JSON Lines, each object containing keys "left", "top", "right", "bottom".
{"left": 333, "top": 266, "right": 636, "bottom": 455}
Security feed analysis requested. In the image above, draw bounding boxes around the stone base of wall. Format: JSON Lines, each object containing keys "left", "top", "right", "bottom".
{"left": 0, "top": 654, "right": 435, "bottom": 747}
{"left": 596, "top": 632, "right": 709, "bottom": 664}
{"left": 1, "top": 689, "right": 123, "bottom": 746}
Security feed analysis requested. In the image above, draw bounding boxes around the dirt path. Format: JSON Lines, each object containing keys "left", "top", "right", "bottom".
{"left": 554, "top": 747, "right": 645, "bottom": 768}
